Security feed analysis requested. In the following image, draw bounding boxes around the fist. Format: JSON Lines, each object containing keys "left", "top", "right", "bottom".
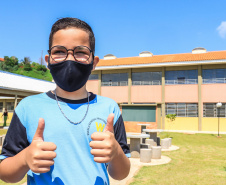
{"left": 25, "top": 118, "right": 57, "bottom": 173}
{"left": 89, "top": 113, "right": 119, "bottom": 163}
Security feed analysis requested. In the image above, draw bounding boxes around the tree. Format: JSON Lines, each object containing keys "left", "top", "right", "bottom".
{"left": 165, "top": 114, "right": 176, "bottom": 138}
{"left": 23, "top": 57, "right": 31, "bottom": 65}
{"left": 4, "top": 56, "right": 18, "bottom": 67}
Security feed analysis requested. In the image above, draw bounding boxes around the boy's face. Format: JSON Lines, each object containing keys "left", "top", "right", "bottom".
{"left": 45, "top": 28, "right": 99, "bottom": 69}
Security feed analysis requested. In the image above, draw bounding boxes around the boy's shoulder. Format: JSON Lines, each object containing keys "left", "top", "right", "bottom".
{"left": 95, "top": 94, "right": 118, "bottom": 107}
{"left": 17, "top": 92, "right": 50, "bottom": 110}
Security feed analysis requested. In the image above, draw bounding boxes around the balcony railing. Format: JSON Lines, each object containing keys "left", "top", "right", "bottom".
{"left": 203, "top": 78, "right": 226, "bottom": 84}
{"left": 132, "top": 80, "right": 161, "bottom": 85}
{"left": 101, "top": 81, "right": 128, "bottom": 86}
{"left": 165, "top": 79, "right": 197, "bottom": 85}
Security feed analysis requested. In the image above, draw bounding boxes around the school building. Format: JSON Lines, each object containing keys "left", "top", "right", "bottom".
{"left": 0, "top": 70, "right": 55, "bottom": 124}
{"left": 86, "top": 48, "right": 226, "bottom": 133}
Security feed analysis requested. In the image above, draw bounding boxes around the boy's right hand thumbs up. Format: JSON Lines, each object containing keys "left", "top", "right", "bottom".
{"left": 25, "top": 118, "right": 57, "bottom": 173}
{"left": 33, "top": 118, "right": 45, "bottom": 142}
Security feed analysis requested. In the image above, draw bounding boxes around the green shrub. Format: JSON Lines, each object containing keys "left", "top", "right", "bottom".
{"left": 24, "top": 63, "right": 32, "bottom": 71}
{"left": 36, "top": 64, "right": 47, "bottom": 72}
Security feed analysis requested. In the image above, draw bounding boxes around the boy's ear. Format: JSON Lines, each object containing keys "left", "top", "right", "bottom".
{"left": 45, "top": 55, "right": 49, "bottom": 69}
{"left": 92, "top": 56, "right": 99, "bottom": 71}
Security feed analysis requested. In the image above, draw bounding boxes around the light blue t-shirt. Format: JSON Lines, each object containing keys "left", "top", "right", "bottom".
{"left": 0, "top": 92, "right": 130, "bottom": 185}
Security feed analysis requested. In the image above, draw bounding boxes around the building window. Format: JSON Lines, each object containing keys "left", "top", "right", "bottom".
{"left": 0, "top": 102, "right": 3, "bottom": 112}
{"left": 6, "top": 102, "right": 14, "bottom": 111}
{"left": 166, "top": 103, "right": 198, "bottom": 117}
{"left": 132, "top": 72, "right": 162, "bottom": 85}
{"left": 202, "top": 68, "right": 226, "bottom": 84}
{"left": 165, "top": 70, "right": 198, "bottom": 85}
{"left": 203, "top": 103, "right": 226, "bottom": 117}
{"left": 88, "top": 74, "right": 98, "bottom": 80}
{"left": 101, "top": 73, "right": 128, "bottom": 86}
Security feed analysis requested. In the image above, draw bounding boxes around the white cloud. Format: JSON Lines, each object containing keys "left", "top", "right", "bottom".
{"left": 217, "top": 21, "right": 226, "bottom": 39}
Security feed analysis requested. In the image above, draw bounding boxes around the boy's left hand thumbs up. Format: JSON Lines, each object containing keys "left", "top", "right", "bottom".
{"left": 104, "top": 113, "right": 114, "bottom": 133}
{"left": 90, "top": 113, "right": 120, "bottom": 163}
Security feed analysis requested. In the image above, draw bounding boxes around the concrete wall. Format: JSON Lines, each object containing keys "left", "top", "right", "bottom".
{"left": 164, "top": 117, "right": 226, "bottom": 132}
{"left": 101, "top": 86, "right": 128, "bottom": 103}
{"left": 202, "top": 117, "right": 226, "bottom": 132}
{"left": 124, "top": 121, "right": 157, "bottom": 133}
{"left": 86, "top": 80, "right": 99, "bottom": 95}
{"left": 202, "top": 84, "right": 226, "bottom": 102}
{"left": 165, "top": 117, "right": 199, "bottom": 131}
{"left": 165, "top": 85, "right": 198, "bottom": 102}
{"left": 131, "top": 85, "right": 161, "bottom": 103}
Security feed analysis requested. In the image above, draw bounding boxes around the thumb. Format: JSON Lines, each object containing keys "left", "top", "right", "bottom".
{"left": 104, "top": 113, "right": 114, "bottom": 133}
{"left": 33, "top": 118, "right": 45, "bottom": 141}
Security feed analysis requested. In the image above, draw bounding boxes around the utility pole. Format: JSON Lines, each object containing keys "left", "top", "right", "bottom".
{"left": 41, "top": 50, "right": 43, "bottom": 66}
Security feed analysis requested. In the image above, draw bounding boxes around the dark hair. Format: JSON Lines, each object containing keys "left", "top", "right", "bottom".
{"left": 49, "top": 17, "right": 95, "bottom": 54}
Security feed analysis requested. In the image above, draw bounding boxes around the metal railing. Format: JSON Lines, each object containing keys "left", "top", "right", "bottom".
{"left": 132, "top": 80, "right": 161, "bottom": 85}
{"left": 203, "top": 78, "right": 226, "bottom": 84}
{"left": 165, "top": 79, "right": 198, "bottom": 85}
{"left": 101, "top": 81, "right": 128, "bottom": 86}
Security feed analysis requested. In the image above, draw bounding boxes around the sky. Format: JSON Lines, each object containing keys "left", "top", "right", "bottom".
{"left": 0, "top": 0, "right": 226, "bottom": 64}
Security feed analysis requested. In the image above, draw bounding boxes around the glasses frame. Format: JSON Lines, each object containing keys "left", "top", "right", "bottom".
{"left": 48, "top": 45, "right": 94, "bottom": 64}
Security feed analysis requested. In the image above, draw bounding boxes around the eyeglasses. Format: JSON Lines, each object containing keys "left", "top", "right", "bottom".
{"left": 48, "top": 45, "right": 93, "bottom": 64}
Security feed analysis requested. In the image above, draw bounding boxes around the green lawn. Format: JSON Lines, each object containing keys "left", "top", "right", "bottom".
{"left": 0, "top": 129, "right": 7, "bottom": 136}
{"left": 130, "top": 132, "right": 226, "bottom": 185}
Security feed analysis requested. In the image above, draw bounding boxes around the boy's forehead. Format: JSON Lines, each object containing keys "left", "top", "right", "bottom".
{"left": 52, "top": 28, "right": 90, "bottom": 47}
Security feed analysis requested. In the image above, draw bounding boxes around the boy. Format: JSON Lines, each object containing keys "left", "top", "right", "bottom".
{"left": 0, "top": 17, "right": 130, "bottom": 184}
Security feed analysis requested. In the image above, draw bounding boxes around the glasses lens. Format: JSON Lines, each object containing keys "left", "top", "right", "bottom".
{"left": 51, "top": 46, "right": 67, "bottom": 63}
{"left": 74, "top": 46, "right": 91, "bottom": 64}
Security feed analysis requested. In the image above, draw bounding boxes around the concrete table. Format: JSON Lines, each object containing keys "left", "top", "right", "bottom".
{"left": 137, "top": 123, "right": 151, "bottom": 133}
{"left": 137, "top": 124, "right": 151, "bottom": 143}
{"left": 126, "top": 133, "right": 150, "bottom": 158}
{"left": 143, "top": 129, "right": 163, "bottom": 146}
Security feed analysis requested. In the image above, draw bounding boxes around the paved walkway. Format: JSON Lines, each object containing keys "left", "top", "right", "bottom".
{"left": 109, "top": 155, "right": 171, "bottom": 185}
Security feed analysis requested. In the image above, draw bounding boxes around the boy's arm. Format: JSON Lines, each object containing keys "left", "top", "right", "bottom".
{"left": 0, "top": 148, "right": 29, "bottom": 183}
{"left": 108, "top": 141, "right": 130, "bottom": 180}
{"left": 0, "top": 118, "right": 57, "bottom": 183}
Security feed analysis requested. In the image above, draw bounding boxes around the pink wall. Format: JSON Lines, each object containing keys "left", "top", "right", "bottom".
{"left": 202, "top": 84, "right": 226, "bottom": 102}
{"left": 101, "top": 86, "right": 128, "bottom": 103}
{"left": 165, "top": 85, "right": 198, "bottom": 102}
{"left": 131, "top": 86, "right": 162, "bottom": 103}
{"left": 86, "top": 80, "right": 99, "bottom": 95}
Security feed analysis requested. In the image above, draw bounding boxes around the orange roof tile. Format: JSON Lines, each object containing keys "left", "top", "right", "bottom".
{"left": 0, "top": 58, "right": 4, "bottom": 62}
{"left": 97, "top": 50, "right": 226, "bottom": 67}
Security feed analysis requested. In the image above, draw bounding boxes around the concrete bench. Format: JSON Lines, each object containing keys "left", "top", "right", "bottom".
{"left": 151, "top": 146, "right": 162, "bottom": 159}
{"left": 145, "top": 139, "right": 156, "bottom": 147}
{"left": 161, "top": 138, "right": 170, "bottom": 149}
{"left": 140, "top": 149, "right": 152, "bottom": 163}
{"left": 168, "top": 138, "right": 172, "bottom": 147}
{"left": 140, "top": 143, "right": 151, "bottom": 149}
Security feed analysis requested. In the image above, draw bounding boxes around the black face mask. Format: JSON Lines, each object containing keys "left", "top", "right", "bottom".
{"left": 48, "top": 60, "right": 93, "bottom": 92}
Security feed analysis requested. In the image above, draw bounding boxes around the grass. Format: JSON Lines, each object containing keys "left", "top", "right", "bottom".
{"left": 14, "top": 68, "right": 52, "bottom": 81}
{"left": 0, "top": 129, "right": 7, "bottom": 136}
{"left": 130, "top": 132, "right": 226, "bottom": 185}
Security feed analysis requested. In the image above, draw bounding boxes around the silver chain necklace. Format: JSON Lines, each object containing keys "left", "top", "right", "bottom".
{"left": 54, "top": 90, "right": 89, "bottom": 125}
